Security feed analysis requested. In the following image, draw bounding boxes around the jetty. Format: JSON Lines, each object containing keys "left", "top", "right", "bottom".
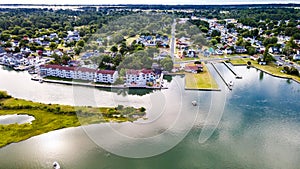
{"left": 223, "top": 61, "right": 242, "bottom": 79}
{"left": 210, "top": 62, "right": 233, "bottom": 90}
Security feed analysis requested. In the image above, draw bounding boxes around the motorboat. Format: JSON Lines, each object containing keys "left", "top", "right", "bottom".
{"left": 53, "top": 161, "right": 60, "bottom": 169}
{"left": 228, "top": 81, "right": 234, "bottom": 86}
{"left": 192, "top": 100, "right": 197, "bottom": 106}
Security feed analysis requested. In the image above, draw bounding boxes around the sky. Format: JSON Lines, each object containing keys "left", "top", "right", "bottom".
{"left": 0, "top": 0, "right": 299, "bottom": 5}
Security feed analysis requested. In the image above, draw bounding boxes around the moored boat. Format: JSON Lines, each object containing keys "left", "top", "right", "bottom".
{"left": 53, "top": 161, "right": 60, "bottom": 169}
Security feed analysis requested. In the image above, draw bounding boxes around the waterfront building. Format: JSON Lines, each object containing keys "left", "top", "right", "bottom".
{"left": 40, "top": 64, "right": 118, "bottom": 83}
{"left": 125, "top": 69, "right": 156, "bottom": 86}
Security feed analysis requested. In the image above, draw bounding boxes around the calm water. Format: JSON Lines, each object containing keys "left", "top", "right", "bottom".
{"left": 0, "top": 64, "right": 300, "bottom": 169}
{"left": 0, "top": 114, "right": 35, "bottom": 125}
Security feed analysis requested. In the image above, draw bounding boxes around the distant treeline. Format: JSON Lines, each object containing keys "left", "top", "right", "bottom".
{"left": 1, "top": 4, "right": 300, "bottom": 9}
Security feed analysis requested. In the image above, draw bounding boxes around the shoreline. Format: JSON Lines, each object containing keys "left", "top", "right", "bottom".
{"left": 229, "top": 60, "right": 300, "bottom": 84}
{"left": 31, "top": 76, "right": 168, "bottom": 90}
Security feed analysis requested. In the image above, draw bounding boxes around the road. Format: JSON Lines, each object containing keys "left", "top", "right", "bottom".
{"left": 273, "top": 55, "right": 300, "bottom": 72}
{"left": 174, "top": 55, "right": 248, "bottom": 64}
{"left": 170, "top": 19, "right": 176, "bottom": 63}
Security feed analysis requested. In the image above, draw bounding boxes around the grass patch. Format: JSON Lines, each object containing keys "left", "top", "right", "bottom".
{"left": 228, "top": 58, "right": 247, "bottom": 65}
{"left": 184, "top": 64, "right": 218, "bottom": 89}
{"left": 126, "top": 35, "right": 139, "bottom": 46}
{"left": 0, "top": 91, "right": 146, "bottom": 148}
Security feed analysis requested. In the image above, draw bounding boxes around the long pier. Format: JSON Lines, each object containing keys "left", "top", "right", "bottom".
{"left": 223, "top": 61, "right": 242, "bottom": 79}
{"left": 210, "top": 62, "right": 232, "bottom": 90}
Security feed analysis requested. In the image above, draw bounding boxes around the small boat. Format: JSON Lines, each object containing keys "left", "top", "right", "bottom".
{"left": 235, "top": 75, "right": 242, "bottom": 79}
{"left": 39, "top": 78, "right": 43, "bottom": 83}
{"left": 53, "top": 161, "right": 60, "bottom": 169}
{"left": 228, "top": 81, "right": 234, "bottom": 86}
{"left": 192, "top": 101, "right": 197, "bottom": 106}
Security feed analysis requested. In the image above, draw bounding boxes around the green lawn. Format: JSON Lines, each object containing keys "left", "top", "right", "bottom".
{"left": 185, "top": 64, "right": 219, "bottom": 89}
{"left": 0, "top": 91, "right": 145, "bottom": 148}
{"left": 175, "top": 57, "right": 199, "bottom": 62}
{"left": 228, "top": 58, "right": 248, "bottom": 65}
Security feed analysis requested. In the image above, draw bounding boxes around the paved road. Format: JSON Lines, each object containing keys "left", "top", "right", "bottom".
{"left": 170, "top": 19, "right": 176, "bottom": 63}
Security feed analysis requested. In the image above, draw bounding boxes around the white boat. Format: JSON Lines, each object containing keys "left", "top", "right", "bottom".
{"left": 53, "top": 161, "right": 60, "bottom": 169}
{"left": 228, "top": 81, "right": 234, "bottom": 86}
{"left": 192, "top": 101, "right": 197, "bottom": 106}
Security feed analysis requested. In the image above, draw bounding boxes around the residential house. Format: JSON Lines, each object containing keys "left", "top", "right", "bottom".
{"left": 215, "top": 49, "right": 223, "bottom": 55}
{"left": 293, "top": 54, "right": 300, "bottom": 61}
{"left": 268, "top": 47, "right": 280, "bottom": 54}
{"left": 203, "top": 49, "right": 211, "bottom": 57}
{"left": 184, "top": 65, "right": 202, "bottom": 73}
{"left": 0, "top": 47, "right": 6, "bottom": 56}
{"left": 235, "top": 46, "right": 247, "bottom": 53}
{"left": 224, "top": 49, "right": 232, "bottom": 54}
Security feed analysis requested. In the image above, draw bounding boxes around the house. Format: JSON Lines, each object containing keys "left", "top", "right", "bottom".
{"left": 0, "top": 47, "right": 6, "bottom": 55}
{"left": 39, "top": 64, "right": 118, "bottom": 83}
{"left": 268, "top": 47, "right": 280, "bottom": 54}
{"left": 184, "top": 65, "right": 202, "bottom": 73}
{"left": 187, "top": 50, "right": 197, "bottom": 58}
{"left": 125, "top": 69, "right": 156, "bottom": 86}
{"left": 235, "top": 46, "right": 247, "bottom": 53}
{"left": 225, "top": 49, "right": 232, "bottom": 54}
{"left": 215, "top": 49, "right": 223, "bottom": 55}
{"left": 203, "top": 49, "right": 211, "bottom": 57}
{"left": 293, "top": 54, "right": 300, "bottom": 61}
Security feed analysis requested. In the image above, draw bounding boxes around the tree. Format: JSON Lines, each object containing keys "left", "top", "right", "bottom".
{"left": 263, "top": 49, "right": 274, "bottom": 63}
{"left": 292, "top": 33, "right": 300, "bottom": 40}
{"left": 74, "top": 47, "right": 82, "bottom": 55}
{"left": 263, "top": 37, "right": 278, "bottom": 47}
{"left": 76, "top": 40, "right": 85, "bottom": 47}
{"left": 110, "top": 46, "right": 118, "bottom": 53}
{"left": 247, "top": 46, "right": 256, "bottom": 55}
{"left": 0, "top": 33, "right": 10, "bottom": 41}
{"left": 49, "top": 42, "right": 58, "bottom": 51}
{"left": 211, "top": 30, "right": 221, "bottom": 37}
{"left": 160, "top": 57, "right": 173, "bottom": 72}
{"left": 210, "top": 39, "right": 218, "bottom": 46}
{"left": 14, "top": 46, "right": 20, "bottom": 53}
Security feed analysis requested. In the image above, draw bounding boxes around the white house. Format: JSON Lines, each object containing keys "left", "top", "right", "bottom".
{"left": 293, "top": 54, "right": 300, "bottom": 61}
{"left": 40, "top": 64, "right": 118, "bottom": 83}
{"left": 125, "top": 69, "right": 155, "bottom": 86}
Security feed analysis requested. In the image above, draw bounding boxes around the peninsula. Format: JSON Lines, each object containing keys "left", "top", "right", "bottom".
{"left": 0, "top": 91, "right": 146, "bottom": 148}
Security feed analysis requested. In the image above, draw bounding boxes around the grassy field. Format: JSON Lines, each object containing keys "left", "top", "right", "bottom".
{"left": 185, "top": 64, "right": 219, "bottom": 89}
{"left": 0, "top": 91, "right": 145, "bottom": 148}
